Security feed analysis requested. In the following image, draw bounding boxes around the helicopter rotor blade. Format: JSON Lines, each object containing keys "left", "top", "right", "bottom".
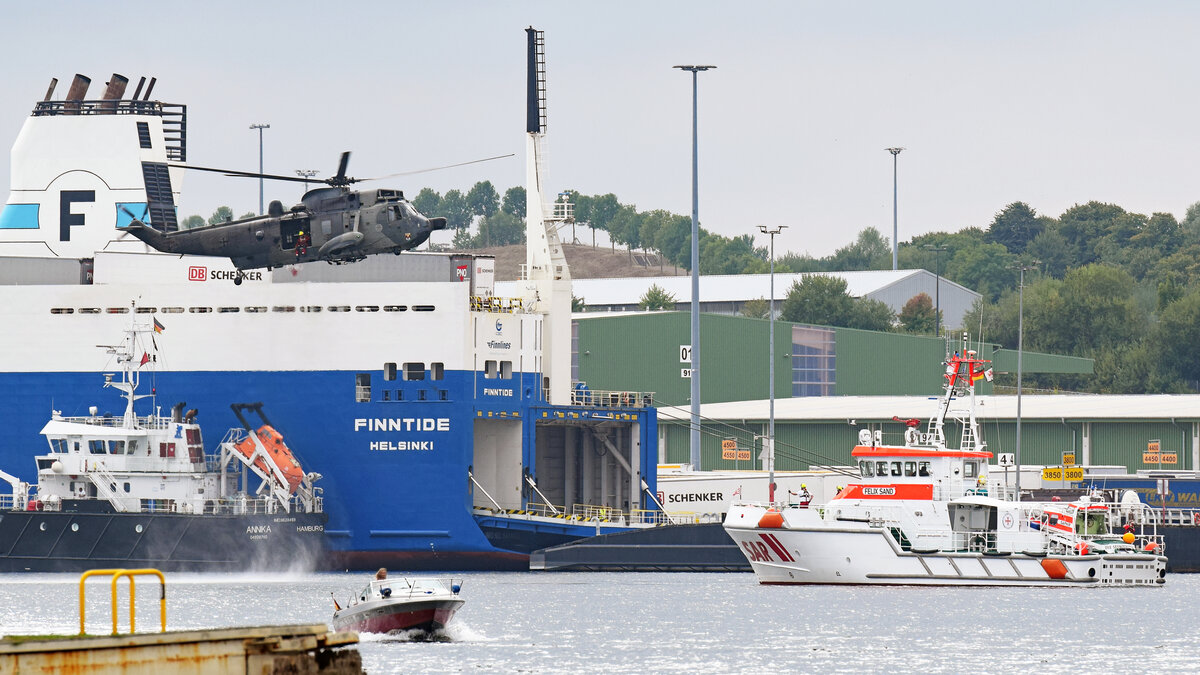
{"left": 357, "top": 153, "right": 516, "bottom": 182}
{"left": 335, "top": 151, "right": 351, "bottom": 182}
{"left": 168, "top": 163, "right": 314, "bottom": 184}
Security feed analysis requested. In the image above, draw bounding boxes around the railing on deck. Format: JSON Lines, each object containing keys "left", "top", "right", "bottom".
{"left": 567, "top": 386, "right": 655, "bottom": 408}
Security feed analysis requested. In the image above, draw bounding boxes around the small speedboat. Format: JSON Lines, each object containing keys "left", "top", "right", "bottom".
{"left": 332, "top": 576, "right": 464, "bottom": 634}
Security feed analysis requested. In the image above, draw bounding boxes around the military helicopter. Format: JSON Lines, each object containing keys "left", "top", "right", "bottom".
{"left": 120, "top": 151, "right": 501, "bottom": 278}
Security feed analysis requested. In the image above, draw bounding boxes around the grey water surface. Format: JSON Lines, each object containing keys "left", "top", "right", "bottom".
{"left": 0, "top": 571, "right": 1192, "bottom": 674}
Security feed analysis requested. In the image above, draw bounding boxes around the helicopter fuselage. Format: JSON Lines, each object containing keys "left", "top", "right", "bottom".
{"left": 121, "top": 187, "right": 446, "bottom": 271}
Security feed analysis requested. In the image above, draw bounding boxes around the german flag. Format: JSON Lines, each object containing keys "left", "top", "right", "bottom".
{"left": 153, "top": 317, "right": 165, "bottom": 334}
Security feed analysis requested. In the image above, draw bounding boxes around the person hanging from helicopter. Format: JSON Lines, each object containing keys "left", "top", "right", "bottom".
{"left": 296, "top": 230, "right": 311, "bottom": 257}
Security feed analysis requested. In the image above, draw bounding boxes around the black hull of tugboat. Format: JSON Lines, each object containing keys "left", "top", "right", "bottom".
{"left": 0, "top": 511, "right": 327, "bottom": 572}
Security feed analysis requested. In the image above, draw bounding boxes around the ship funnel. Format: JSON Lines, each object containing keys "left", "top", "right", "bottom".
{"left": 131, "top": 76, "right": 146, "bottom": 101}
{"left": 102, "top": 74, "right": 128, "bottom": 100}
{"left": 142, "top": 76, "right": 156, "bottom": 101}
{"left": 43, "top": 77, "right": 58, "bottom": 102}
{"left": 172, "top": 401, "right": 186, "bottom": 422}
{"left": 101, "top": 74, "right": 128, "bottom": 113}
{"left": 64, "top": 74, "right": 90, "bottom": 114}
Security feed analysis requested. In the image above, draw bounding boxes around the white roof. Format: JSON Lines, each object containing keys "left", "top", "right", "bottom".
{"left": 657, "top": 394, "right": 1200, "bottom": 423}
{"left": 497, "top": 269, "right": 975, "bottom": 306}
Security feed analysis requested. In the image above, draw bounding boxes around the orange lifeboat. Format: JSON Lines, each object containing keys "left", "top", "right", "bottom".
{"left": 233, "top": 424, "right": 304, "bottom": 493}
{"left": 758, "top": 508, "right": 785, "bottom": 529}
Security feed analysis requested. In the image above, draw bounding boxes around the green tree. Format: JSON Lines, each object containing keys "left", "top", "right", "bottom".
{"left": 572, "top": 295, "right": 586, "bottom": 312}
{"left": 1057, "top": 201, "right": 1128, "bottom": 266}
{"left": 848, "top": 298, "right": 896, "bottom": 332}
{"left": 898, "top": 293, "right": 939, "bottom": 334}
{"left": 741, "top": 297, "right": 770, "bottom": 319}
{"left": 608, "top": 204, "right": 642, "bottom": 257}
{"left": 943, "top": 241, "right": 1017, "bottom": 301}
{"left": 476, "top": 211, "right": 525, "bottom": 247}
{"left": 638, "top": 284, "right": 677, "bottom": 310}
{"left": 239, "top": 212, "right": 256, "bottom": 220}
{"left": 501, "top": 186, "right": 526, "bottom": 218}
{"left": 207, "top": 206, "right": 234, "bottom": 225}
{"left": 830, "top": 227, "right": 891, "bottom": 270}
{"left": 181, "top": 215, "right": 205, "bottom": 229}
{"left": 1057, "top": 264, "right": 1142, "bottom": 355}
{"left": 439, "top": 190, "right": 472, "bottom": 230}
{"left": 466, "top": 181, "right": 500, "bottom": 218}
{"left": 1153, "top": 290, "right": 1200, "bottom": 386}
{"left": 780, "top": 275, "right": 855, "bottom": 326}
{"left": 412, "top": 188, "right": 441, "bottom": 217}
{"left": 1181, "top": 201, "right": 1200, "bottom": 243}
{"left": 986, "top": 202, "right": 1043, "bottom": 254}
{"left": 1025, "top": 226, "right": 1072, "bottom": 278}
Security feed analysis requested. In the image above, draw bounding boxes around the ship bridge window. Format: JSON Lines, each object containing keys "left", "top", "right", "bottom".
{"left": 218, "top": 307, "right": 240, "bottom": 313}
{"left": 189, "top": 307, "right": 212, "bottom": 314}
{"left": 272, "top": 306, "right": 296, "bottom": 313}
{"left": 875, "top": 461, "right": 888, "bottom": 476}
{"left": 110, "top": 440, "right": 126, "bottom": 455}
{"left": 80, "top": 308, "right": 101, "bottom": 314}
{"left": 329, "top": 306, "right": 351, "bottom": 312}
{"left": 413, "top": 305, "right": 435, "bottom": 312}
{"left": 860, "top": 461, "right": 874, "bottom": 477}
{"left": 963, "top": 461, "right": 978, "bottom": 479}
{"left": 161, "top": 307, "right": 184, "bottom": 314}
{"left": 128, "top": 439, "right": 140, "bottom": 455}
{"left": 484, "top": 360, "right": 498, "bottom": 379}
{"left": 301, "top": 306, "right": 322, "bottom": 313}
{"left": 51, "top": 438, "right": 68, "bottom": 454}
{"left": 135, "top": 307, "right": 156, "bottom": 314}
{"left": 384, "top": 305, "right": 407, "bottom": 312}
{"left": 431, "top": 362, "right": 444, "bottom": 380}
{"left": 245, "top": 306, "right": 267, "bottom": 313}
{"left": 918, "top": 462, "right": 931, "bottom": 477}
{"left": 905, "top": 461, "right": 917, "bottom": 477}
{"left": 356, "top": 373, "right": 371, "bottom": 402}
{"left": 106, "top": 307, "right": 129, "bottom": 314}
{"left": 89, "top": 440, "right": 106, "bottom": 454}
{"left": 384, "top": 363, "right": 397, "bottom": 381}
{"left": 356, "top": 306, "right": 379, "bottom": 312}
{"left": 50, "top": 308, "right": 74, "bottom": 315}
{"left": 403, "top": 363, "right": 425, "bottom": 381}
{"left": 891, "top": 461, "right": 902, "bottom": 476}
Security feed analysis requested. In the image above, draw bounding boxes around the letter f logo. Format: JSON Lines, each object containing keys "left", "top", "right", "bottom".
{"left": 60, "top": 190, "right": 96, "bottom": 241}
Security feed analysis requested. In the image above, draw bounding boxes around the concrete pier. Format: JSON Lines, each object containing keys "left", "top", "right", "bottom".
{"left": 0, "top": 624, "right": 361, "bottom": 674}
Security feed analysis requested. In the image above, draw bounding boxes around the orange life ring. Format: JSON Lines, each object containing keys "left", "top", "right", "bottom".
{"left": 1192, "top": 512, "right": 1200, "bottom": 526}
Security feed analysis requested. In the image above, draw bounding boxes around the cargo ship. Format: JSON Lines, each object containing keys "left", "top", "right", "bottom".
{"left": 0, "top": 321, "right": 327, "bottom": 571}
{"left": 0, "top": 28, "right": 660, "bottom": 570}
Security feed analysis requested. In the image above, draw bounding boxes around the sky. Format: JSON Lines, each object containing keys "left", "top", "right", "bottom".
{"left": 1, "top": 1, "right": 1198, "bottom": 257}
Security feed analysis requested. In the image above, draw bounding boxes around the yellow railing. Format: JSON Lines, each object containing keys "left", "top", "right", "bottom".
{"left": 79, "top": 568, "right": 166, "bottom": 636}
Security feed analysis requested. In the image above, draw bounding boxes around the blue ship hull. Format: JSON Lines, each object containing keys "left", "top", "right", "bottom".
{"left": 0, "top": 369, "right": 657, "bottom": 570}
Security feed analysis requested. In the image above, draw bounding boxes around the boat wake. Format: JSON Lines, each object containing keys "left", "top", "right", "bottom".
{"left": 356, "top": 620, "right": 489, "bottom": 643}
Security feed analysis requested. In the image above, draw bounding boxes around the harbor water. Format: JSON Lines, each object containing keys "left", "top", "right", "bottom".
{"left": 0, "top": 571, "right": 1195, "bottom": 673}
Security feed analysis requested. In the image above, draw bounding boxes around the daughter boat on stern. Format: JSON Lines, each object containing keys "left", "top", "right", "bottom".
{"left": 724, "top": 344, "right": 1167, "bottom": 586}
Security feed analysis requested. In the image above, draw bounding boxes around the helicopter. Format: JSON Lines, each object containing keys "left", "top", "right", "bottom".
{"left": 119, "top": 151, "right": 488, "bottom": 278}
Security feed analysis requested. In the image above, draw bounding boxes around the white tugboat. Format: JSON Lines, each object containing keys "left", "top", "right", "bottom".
{"left": 0, "top": 313, "right": 327, "bottom": 571}
{"left": 724, "top": 342, "right": 1167, "bottom": 586}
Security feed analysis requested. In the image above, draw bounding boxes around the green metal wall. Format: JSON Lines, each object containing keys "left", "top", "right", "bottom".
{"left": 576, "top": 312, "right": 1093, "bottom": 405}
{"left": 1091, "top": 421, "right": 1193, "bottom": 471}
{"left": 832, "top": 327, "right": 972, "bottom": 395}
{"left": 575, "top": 313, "right": 789, "bottom": 407}
{"left": 661, "top": 417, "right": 1192, "bottom": 474}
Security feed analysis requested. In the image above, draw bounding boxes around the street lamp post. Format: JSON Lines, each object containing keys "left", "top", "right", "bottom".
{"left": 1011, "top": 261, "right": 1038, "bottom": 501}
{"left": 886, "top": 147, "right": 904, "bottom": 270}
{"left": 295, "top": 169, "right": 319, "bottom": 196}
{"left": 758, "top": 225, "right": 786, "bottom": 503}
{"left": 924, "top": 244, "right": 947, "bottom": 337}
{"left": 674, "top": 64, "right": 715, "bottom": 471}
{"left": 250, "top": 123, "right": 270, "bottom": 215}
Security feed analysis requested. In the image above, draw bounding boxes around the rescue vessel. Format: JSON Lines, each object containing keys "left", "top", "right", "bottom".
{"left": 0, "top": 320, "right": 326, "bottom": 572}
{"left": 0, "top": 29, "right": 659, "bottom": 570}
{"left": 724, "top": 343, "right": 1168, "bottom": 586}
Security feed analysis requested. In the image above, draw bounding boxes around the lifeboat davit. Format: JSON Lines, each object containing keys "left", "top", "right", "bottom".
{"left": 234, "top": 424, "right": 303, "bottom": 493}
